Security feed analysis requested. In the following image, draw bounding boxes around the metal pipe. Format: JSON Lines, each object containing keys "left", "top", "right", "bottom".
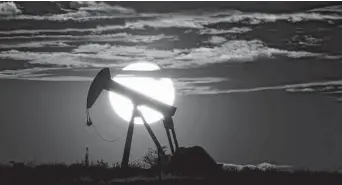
{"left": 105, "top": 79, "right": 176, "bottom": 118}
{"left": 163, "top": 120, "right": 174, "bottom": 154}
{"left": 121, "top": 107, "right": 136, "bottom": 168}
{"left": 165, "top": 128, "right": 175, "bottom": 154}
{"left": 171, "top": 127, "right": 179, "bottom": 150}
{"left": 164, "top": 117, "right": 179, "bottom": 150}
{"left": 138, "top": 110, "right": 165, "bottom": 156}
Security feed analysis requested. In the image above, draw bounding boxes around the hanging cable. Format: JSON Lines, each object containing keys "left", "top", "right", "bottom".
{"left": 86, "top": 109, "right": 125, "bottom": 143}
{"left": 92, "top": 124, "right": 125, "bottom": 143}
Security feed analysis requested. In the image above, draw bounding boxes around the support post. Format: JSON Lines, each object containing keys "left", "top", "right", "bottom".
{"left": 158, "top": 150, "right": 162, "bottom": 181}
{"left": 138, "top": 109, "right": 165, "bottom": 156}
{"left": 171, "top": 128, "right": 179, "bottom": 150}
{"left": 164, "top": 117, "right": 179, "bottom": 151}
{"left": 165, "top": 128, "right": 175, "bottom": 154}
{"left": 121, "top": 107, "right": 137, "bottom": 168}
{"left": 163, "top": 119, "right": 174, "bottom": 154}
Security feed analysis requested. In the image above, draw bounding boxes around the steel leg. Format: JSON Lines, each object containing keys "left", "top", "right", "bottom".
{"left": 138, "top": 110, "right": 165, "bottom": 155}
{"left": 121, "top": 107, "right": 137, "bottom": 168}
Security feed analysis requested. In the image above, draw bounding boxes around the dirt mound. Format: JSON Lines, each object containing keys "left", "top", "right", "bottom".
{"left": 168, "top": 146, "right": 223, "bottom": 175}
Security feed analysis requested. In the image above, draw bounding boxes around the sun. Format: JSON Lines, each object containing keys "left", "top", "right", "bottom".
{"left": 108, "top": 62, "right": 175, "bottom": 125}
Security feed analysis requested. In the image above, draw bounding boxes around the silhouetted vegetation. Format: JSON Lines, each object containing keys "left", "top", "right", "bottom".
{"left": 1, "top": 147, "right": 342, "bottom": 185}
{"left": 2, "top": 160, "right": 342, "bottom": 185}
{"left": 142, "top": 146, "right": 168, "bottom": 168}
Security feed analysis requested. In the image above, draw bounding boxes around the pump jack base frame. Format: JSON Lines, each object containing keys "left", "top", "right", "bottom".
{"left": 121, "top": 107, "right": 166, "bottom": 168}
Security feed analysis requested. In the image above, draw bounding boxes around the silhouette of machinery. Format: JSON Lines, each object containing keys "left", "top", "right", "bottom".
{"left": 86, "top": 67, "right": 222, "bottom": 174}
{"left": 86, "top": 68, "right": 178, "bottom": 168}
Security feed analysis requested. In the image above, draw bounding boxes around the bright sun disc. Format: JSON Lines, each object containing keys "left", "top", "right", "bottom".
{"left": 108, "top": 62, "right": 175, "bottom": 125}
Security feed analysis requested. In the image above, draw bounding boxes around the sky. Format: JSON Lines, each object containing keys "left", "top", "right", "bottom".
{"left": 1, "top": 1, "right": 342, "bottom": 171}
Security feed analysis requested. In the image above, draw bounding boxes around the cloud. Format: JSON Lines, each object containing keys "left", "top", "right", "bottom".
{"left": 71, "top": 40, "right": 320, "bottom": 69}
{"left": 286, "top": 88, "right": 315, "bottom": 93}
{"left": 214, "top": 80, "right": 342, "bottom": 94}
{"left": 174, "top": 77, "right": 229, "bottom": 95}
{"left": 168, "top": 79, "right": 342, "bottom": 95}
{"left": 2, "top": 64, "right": 342, "bottom": 97}
{"left": 0, "top": 39, "right": 322, "bottom": 77}
{"left": 72, "top": 44, "right": 181, "bottom": 63}
{"left": 175, "top": 77, "right": 228, "bottom": 84}
{"left": 209, "top": 12, "right": 342, "bottom": 25}
{"left": 0, "top": 68, "right": 229, "bottom": 95}
{"left": 0, "top": 33, "right": 176, "bottom": 43}
{"left": 73, "top": 44, "right": 111, "bottom": 53}
{"left": 175, "top": 79, "right": 342, "bottom": 96}
{"left": 308, "top": 5, "right": 342, "bottom": 13}
{"left": 199, "top": 27, "right": 252, "bottom": 35}
{"left": 0, "top": 2, "right": 21, "bottom": 16}
{"left": 0, "top": 2, "right": 138, "bottom": 21}
{"left": 288, "top": 35, "right": 323, "bottom": 47}
{"left": 1, "top": 3, "right": 342, "bottom": 98}
{"left": 1, "top": 14, "right": 143, "bottom": 22}
{"left": 73, "top": 1, "right": 136, "bottom": 14}
{"left": 44, "top": 2, "right": 137, "bottom": 21}
{"left": 0, "top": 41, "right": 70, "bottom": 48}
{"left": 0, "top": 49, "right": 131, "bottom": 69}
{"left": 0, "top": 25, "right": 125, "bottom": 35}
{"left": 122, "top": 12, "right": 342, "bottom": 29}
{"left": 1, "top": 1, "right": 341, "bottom": 31}
{"left": 0, "top": 67, "right": 94, "bottom": 81}
{"left": 27, "top": 76, "right": 93, "bottom": 81}
{"left": 0, "top": 67, "right": 62, "bottom": 79}
{"left": 123, "top": 11, "right": 342, "bottom": 29}
{"left": 284, "top": 81, "right": 342, "bottom": 102}
{"left": 124, "top": 15, "right": 204, "bottom": 29}
{"left": 0, "top": 70, "right": 229, "bottom": 95}
{"left": 3, "top": 3, "right": 340, "bottom": 26}
{"left": 168, "top": 40, "right": 318, "bottom": 68}
{"left": 206, "top": 36, "right": 227, "bottom": 44}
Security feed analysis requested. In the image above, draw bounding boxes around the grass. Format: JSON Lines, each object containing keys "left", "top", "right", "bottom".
{"left": 1, "top": 161, "right": 342, "bottom": 185}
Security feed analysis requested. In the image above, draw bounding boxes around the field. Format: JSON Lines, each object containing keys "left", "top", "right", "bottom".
{"left": 1, "top": 162, "right": 342, "bottom": 185}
